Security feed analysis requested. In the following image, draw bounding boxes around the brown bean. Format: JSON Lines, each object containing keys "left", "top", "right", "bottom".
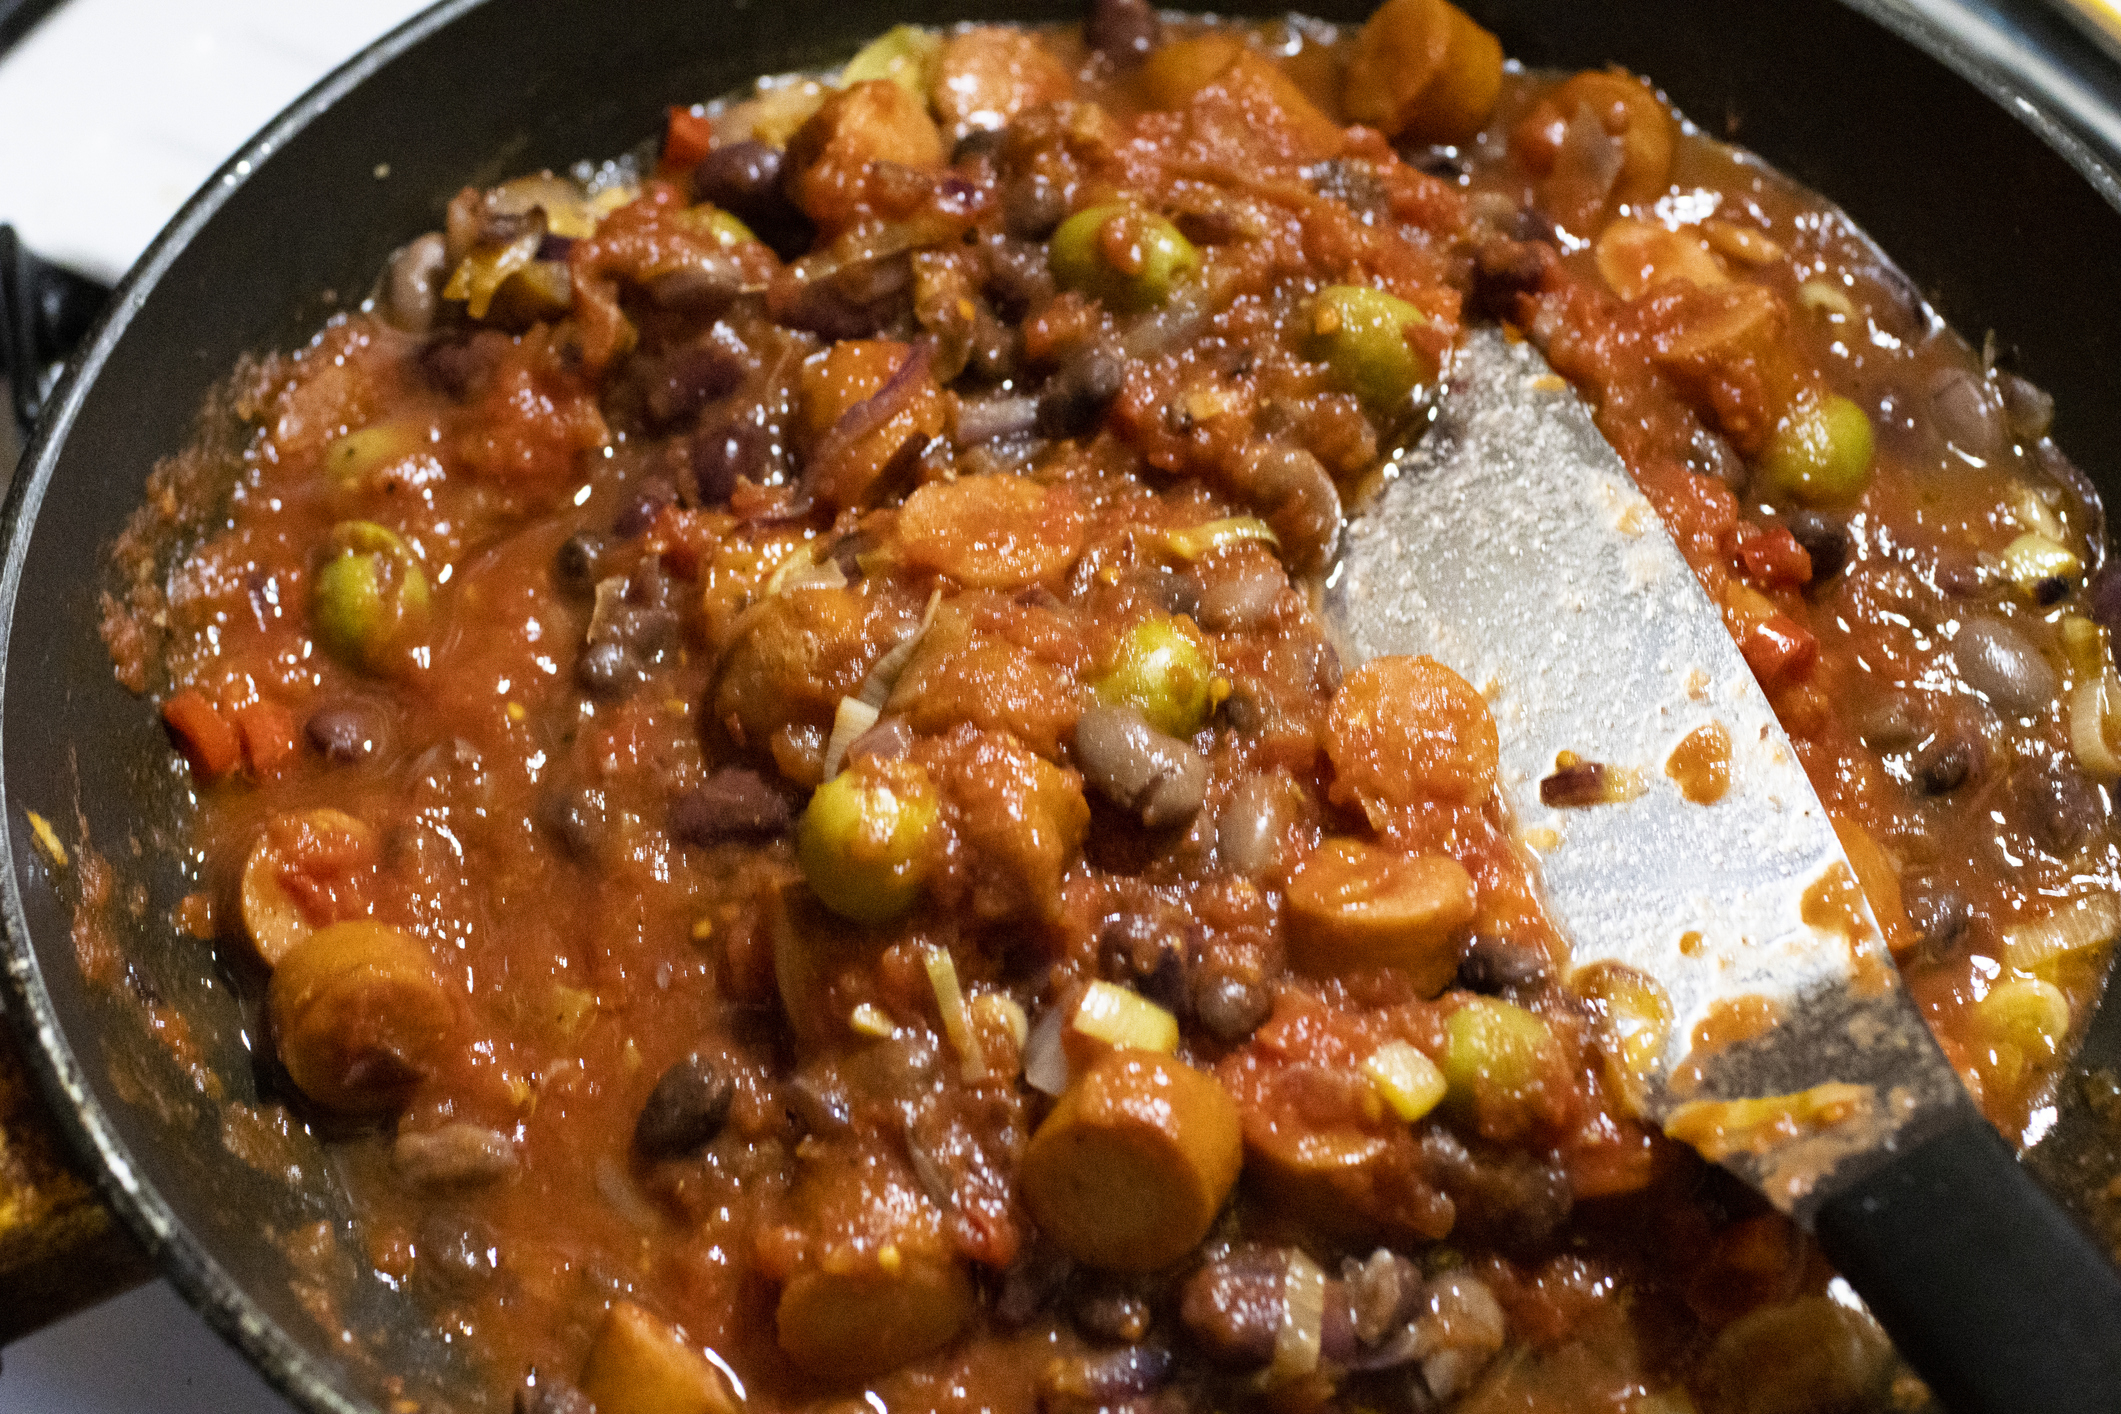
{"left": 381, "top": 232, "right": 448, "bottom": 334}
{"left": 672, "top": 768, "right": 792, "bottom": 845}
{"left": 634, "top": 1054, "right": 736, "bottom": 1159}
{"left": 305, "top": 703, "right": 385, "bottom": 763}
{"left": 1217, "top": 772, "right": 1293, "bottom": 876}
{"left": 394, "top": 1122, "right": 519, "bottom": 1187}
{"left": 1074, "top": 704, "right": 1209, "bottom": 828}
{"left": 1193, "top": 966, "right": 1272, "bottom": 1042}
{"left": 1952, "top": 616, "right": 2059, "bottom": 717}
{"left": 1236, "top": 441, "right": 1342, "bottom": 573}
{"left": 1086, "top": 0, "right": 1161, "bottom": 66}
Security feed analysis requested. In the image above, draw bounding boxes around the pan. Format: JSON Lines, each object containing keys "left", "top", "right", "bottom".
{"left": 3, "top": 2, "right": 2119, "bottom": 1411}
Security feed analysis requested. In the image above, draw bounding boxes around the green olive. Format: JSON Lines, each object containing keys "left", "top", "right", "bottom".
{"left": 1757, "top": 393, "right": 1875, "bottom": 506}
{"left": 313, "top": 521, "right": 431, "bottom": 674}
{"left": 798, "top": 763, "right": 940, "bottom": 922}
{"left": 1093, "top": 615, "right": 1218, "bottom": 739}
{"left": 1049, "top": 204, "right": 1199, "bottom": 314}
{"left": 1302, "top": 285, "right": 1435, "bottom": 410}
{"left": 324, "top": 423, "right": 425, "bottom": 484}
{"left": 1442, "top": 997, "right": 1554, "bottom": 1109}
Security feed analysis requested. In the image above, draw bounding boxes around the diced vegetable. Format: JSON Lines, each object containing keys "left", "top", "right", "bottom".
{"left": 1572, "top": 962, "right": 1673, "bottom": 1117}
{"left": 2001, "top": 894, "right": 2120, "bottom": 974}
{"left": 1343, "top": 0, "right": 1504, "bottom": 143}
{"left": 1092, "top": 615, "right": 1219, "bottom": 739}
{"left": 1049, "top": 204, "right": 1199, "bottom": 314}
{"left": 2070, "top": 669, "right": 2121, "bottom": 779}
{"left": 841, "top": 24, "right": 942, "bottom": 97}
{"left": 580, "top": 1301, "right": 741, "bottom": 1414}
{"left": 1266, "top": 1250, "right": 1329, "bottom": 1384}
{"left": 797, "top": 759, "right": 940, "bottom": 922}
{"left": 925, "top": 944, "right": 989, "bottom": 1081}
{"left": 268, "top": 920, "right": 455, "bottom": 1114}
{"left": 1593, "top": 219, "right": 1728, "bottom": 301}
{"left": 1442, "top": 997, "right": 1555, "bottom": 1110}
{"left": 785, "top": 79, "right": 945, "bottom": 228}
{"left": 850, "top": 1001, "right": 897, "bottom": 1039}
{"left": 312, "top": 521, "right": 431, "bottom": 674}
{"left": 2001, "top": 531, "right": 2083, "bottom": 601}
{"left": 2059, "top": 614, "right": 2109, "bottom": 679}
{"left": 1021, "top": 1049, "right": 1243, "bottom": 1271}
{"left": 323, "top": 422, "right": 426, "bottom": 484}
{"left": 820, "top": 695, "right": 880, "bottom": 779}
{"left": 1071, "top": 980, "right": 1180, "bottom": 1056}
{"left": 1756, "top": 394, "right": 1875, "bottom": 506}
{"left": 1162, "top": 516, "right": 1279, "bottom": 561}
{"left": 1301, "top": 285, "right": 1435, "bottom": 411}
{"left": 662, "top": 106, "right": 718, "bottom": 171}
{"left": 1362, "top": 1040, "right": 1449, "bottom": 1122}
{"left": 1973, "top": 978, "right": 2071, "bottom": 1061}
{"left": 162, "top": 690, "right": 242, "bottom": 780}
{"left": 240, "top": 808, "right": 377, "bottom": 966}
{"left": 443, "top": 230, "right": 540, "bottom": 320}
{"left": 234, "top": 700, "right": 299, "bottom": 774}
{"left": 1285, "top": 840, "right": 1476, "bottom": 996}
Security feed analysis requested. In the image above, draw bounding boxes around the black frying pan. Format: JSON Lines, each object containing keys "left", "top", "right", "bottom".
{"left": 3, "top": 2, "right": 2120, "bottom": 1412}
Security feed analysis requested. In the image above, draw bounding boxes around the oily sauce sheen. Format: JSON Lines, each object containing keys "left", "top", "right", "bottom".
{"left": 102, "top": 1, "right": 2121, "bottom": 1410}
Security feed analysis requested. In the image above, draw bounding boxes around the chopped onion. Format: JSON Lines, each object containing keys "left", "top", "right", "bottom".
{"left": 821, "top": 696, "right": 881, "bottom": 779}
{"left": 1162, "top": 516, "right": 1280, "bottom": 562}
{"left": 1267, "top": 1251, "right": 1328, "bottom": 1385}
{"left": 2070, "top": 671, "right": 2121, "bottom": 779}
{"left": 1071, "top": 981, "right": 1179, "bottom": 1054}
{"left": 953, "top": 394, "right": 1041, "bottom": 447}
{"left": 924, "top": 945, "right": 988, "bottom": 1082}
{"left": 849, "top": 1002, "right": 896, "bottom": 1039}
{"left": 1796, "top": 279, "right": 1857, "bottom": 321}
{"left": 1022, "top": 1004, "right": 1070, "bottom": 1096}
{"left": 2003, "top": 894, "right": 2121, "bottom": 973}
{"left": 857, "top": 587, "right": 943, "bottom": 707}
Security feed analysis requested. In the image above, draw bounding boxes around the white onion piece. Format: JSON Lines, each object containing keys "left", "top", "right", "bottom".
{"left": 1022, "top": 1004, "right": 1070, "bottom": 1096}
{"left": 2002, "top": 894, "right": 2121, "bottom": 974}
{"left": 924, "top": 945, "right": 988, "bottom": 1082}
{"left": 821, "top": 696, "right": 881, "bottom": 779}
{"left": 857, "top": 587, "right": 943, "bottom": 708}
{"left": 1266, "top": 1251, "right": 1328, "bottom": 1385}
{"left": 2069, "top": 672, "right": 2121, "bottom": 780}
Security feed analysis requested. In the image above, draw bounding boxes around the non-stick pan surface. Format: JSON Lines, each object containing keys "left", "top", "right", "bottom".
{"left": 3, "top": 2, "right": 2119, "bottom": 1411}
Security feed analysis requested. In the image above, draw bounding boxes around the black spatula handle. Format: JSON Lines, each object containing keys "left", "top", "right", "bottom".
{"left": 1813, "top": 1114, "right": 2121, "bottom": 1413}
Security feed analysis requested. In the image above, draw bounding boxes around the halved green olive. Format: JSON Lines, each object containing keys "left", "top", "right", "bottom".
{"left": 1049, "top": 204, "right": 1199, "bottom": 314}
{"left": 313, "top": 521, "right": 431, "bottom": 674}
{"left": 1757, "top": 394, "right": 1875, "bottom": 506}
{"left": 798, "top": 760, "right": 940, "bottom": 922}
{"left": 1303, "top": 284, "right": 1435, "bottom": 410}
{"left": 1093, "top": 615, "right": 1218, "bottom": 739}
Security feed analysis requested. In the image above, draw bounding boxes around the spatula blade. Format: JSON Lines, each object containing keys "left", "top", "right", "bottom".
{"left": 1325, "top": 326, "right": 1972, "bottom": 1218}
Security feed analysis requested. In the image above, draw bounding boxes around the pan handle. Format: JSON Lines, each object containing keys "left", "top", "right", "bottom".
{"left": 1814, "top": 1113, "right": 2121, "bottom": 1414}
{"left": 1, "top": 225, "right": 111, "bottom": 452}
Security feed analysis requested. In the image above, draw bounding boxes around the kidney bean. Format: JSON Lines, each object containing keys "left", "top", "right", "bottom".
{"left": 1420, "top": 1128, "right": 1571, "bottom": 1249}
{"left": 2011, "top": 759, "right": 2105, "bottom": 856}
{"left": 1180, "top": 1251, "right": 1358, "bottom": 1368}
{"left": 1783, "top": 509, "right": 1850, "bottom": 587}
{"left": 1904, "top": 884, "right": 1970, "bottom": 954}
{"left": 1196, "top": 558, "right": 1286, "bottom": 633}
{"left": 1002, "top": 170, "right": 1069, "bottom": 241}
{"left": 1074, "top": 1283, "right": 1155, "bottom": 1343}
{"left": 1237, "top": 442, "right": 1342, "bottom": 573}
{"left": 688, "top": 417, "right": 772, "bottom": 507}
{"left": 1217, "top": 774, "right": 1291, "bottom": 877}
{"left": 982, "top": 232, "right": 1057, "bottom": 314}
{"left": 634, "top": 1053, "right": 736, "bottom": 1159}
{"left": 1910, "top": 732, "right": 1983, "bottom": 795}
{"left": 1951, "top": 616, "right": 2059, "bottom": 718}
{"left": 1074, "top": 704, "right": 1209, "bottom": 828}
{"left": 614, "top": 478, "right": 678, "bottom": 538}
{"left": 1099, "top": 913, "right": 1191, "bottom": 1017}
{"left": 643, "top": 339, "right": 747, "bottom": 427}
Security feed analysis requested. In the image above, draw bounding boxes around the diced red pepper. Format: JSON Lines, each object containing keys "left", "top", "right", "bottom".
{"left": 1729, "top": 521, "right": 1813, "bottom": 591}
{"left": 163, "top": 691, "right": 241, "bottom": 780}
{"left": 1740, "top": 612, "right": 1818, "bottom": 687}
{"left": 662, "top": 106, "right": 717, "bottom": 175}
{"left": 235, "top": 700, "right": 298, "bottom": 774}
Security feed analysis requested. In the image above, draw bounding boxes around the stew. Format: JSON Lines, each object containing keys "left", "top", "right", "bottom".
{"left": 98, "top": 1, "right": 2121, "bottom": 1410}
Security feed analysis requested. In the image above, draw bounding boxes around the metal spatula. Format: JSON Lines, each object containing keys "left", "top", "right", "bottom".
{"left": 1324, "top": 326, "right": 2121, "bottom": 1414}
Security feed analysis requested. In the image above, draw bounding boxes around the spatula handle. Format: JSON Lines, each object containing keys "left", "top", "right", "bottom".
{"left": 1813, "top": 1114, "right": 2121, "bottom": 1413}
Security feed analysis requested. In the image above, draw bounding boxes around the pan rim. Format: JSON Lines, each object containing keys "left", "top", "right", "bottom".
{"left": 0, "top": 3, "right": 2116, "bottom": 1413}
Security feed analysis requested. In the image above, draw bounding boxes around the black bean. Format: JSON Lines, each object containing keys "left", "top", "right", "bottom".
{"left": 1911, "top": 734, "right": 1982, "bottom": 795}
{"left": 1420, "top": 1128, "right": 1571, "bottom": 1250}
{"left": 2087, "top": 564, "right": 2121, "bottom": 645}
{"left": 982, "top": 233, "right": 1058, "bottom": 316}
{"left": 996, "top": 1244, "right": 1072, "bottom": 1328}
{"left": 688, "top": 418, "right": 771, "bottom": 506}
{"left": 635, "top": 1053, "right": 736, "bottom": 1159}
{"left": 554, "top": 532, "right": 609, "bottom": 598}
{"left": 1998, "top": 371, "right": 2056, "bottom": 441}
{"left": 961, "top": 308, "right": 1024, "bottom": 385}
{"left": 1074, "top": 705, "right": 1209, "bottom": 827}
{"left": 1086, "top": 0, "right": 1160, "bottom": 65}
{"left": 1002, "top": 171, "right": 1069, "bottom": 240}
{"left": 539, "top": 786, "right": 608, "bottom": 860}
{"left": 1074, "top": 1284, "right": 1155, "bottom": 1343}
{"left": 1783, "top": 510, "right": 1850, "bottom": 587}
{"left": 381, "top": 233, "right": 448, "bottom": 335}
{"left": 691, "top": 140, "right": 812, "bottom": 260}
{"left": 605, "top": 603, "right": 680, "bottom": 659}
{"left": 643, "top": 340, "right": 747, "bottom": 427}
{"left": 1928, "top": 366, "right": 2006, "bottom": 460}
{"left": 1904, "top": 885, "right": 1969, "bottom": 954}
{"left": 1037, "top": 340, "right": 1128, "bottom": 438}
{"left": 672, "top": 768, "right": 792, "bottom": 845}
{"left": 516, "top": 1375, "right": 594, "bottom": 1414}
{"left": 1194, "top": 967, "right": 1271, "bottom": 1042}
{"left": 1687, "top": 425, "right": 1749, "bottom": 495}
{"left": 305, "top": 704, "right": 383, "bottom": 763}
{"left": 1099, "top": 915, "right": 1191, "bottom": 1017}
{"left": 614, "top": 478, "right": 678, "bottom": 538}
{"left": 2011, "top": 760, "right": 2105, "bottom": 857}
{"left": 953, "top": 127, "right": 1005, "bottom": 164}
{"left": 1951, "top": 616, "right": 2059, "bottom": 717}
{"left": 1455, "top": 936, "right": 1552, "bottom": 995}
{"left": 1180, "top": 1251, "right": 1286, "bottom": 1367}
{"left": 576, "top": 638, "right": 644, "bottom": 696}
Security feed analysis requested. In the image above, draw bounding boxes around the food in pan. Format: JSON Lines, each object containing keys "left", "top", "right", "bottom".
{"left": 101, "top": 0, "right": 2119, "bottom": 1408}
